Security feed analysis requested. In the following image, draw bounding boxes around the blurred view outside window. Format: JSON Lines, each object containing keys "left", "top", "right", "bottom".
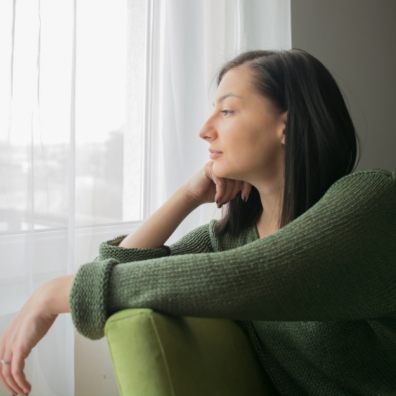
{"left": 0, "top": 1, "right": 148, "bottom": 391}
{"left": 0, "top": 0, "right": 146, "bottom": 234}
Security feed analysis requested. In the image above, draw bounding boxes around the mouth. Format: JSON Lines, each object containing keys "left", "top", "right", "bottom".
{"left": 209, "top": 149, "right": 222, "bottom": 159}
{"left": 209, "top": 149, "right": 222, "bottom": 154}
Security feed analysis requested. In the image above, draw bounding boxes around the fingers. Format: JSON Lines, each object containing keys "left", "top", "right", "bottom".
{"left": 215, "top": 180, "right": 246, "bottom": 207}
{"left": 213, "top": 177, "right": 225, "bottom": 204}
{"left": 241, "top": 182, "right": 252, "bottom": 202}
{"left": 218, "top": 180, "right": 234, "bottom": 205}
{"left": 211, "top": 166, "right": 253, "bottom": 207}
{"left": 230, "top": 180, "right": 243, "bottom": 202}
{"left": 0, "top": 359, "right": 16, "bottom": 395}
{"left": 1, "top": 355, "right": 25, "bottom": 395}
{"left": 214, "top": 178, "right": 232, "bottom": 206}
{"left": 12, "top": 352, "right": 31, "bottom": 395}
{"left": 0, "top": 322, "right": 30, "bottom": 395}
{"left": 0, "top": 351, "right": 30, "bottom": 396}
{"left": 0, "top": 339, "right": 17, "bottom": 395}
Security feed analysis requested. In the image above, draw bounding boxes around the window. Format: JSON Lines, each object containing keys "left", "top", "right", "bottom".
{"left": 0, "top": 0, "right": 147, "bottom": 234}
{"left": 0, "top": 0, "right": 148, "bottom": 313}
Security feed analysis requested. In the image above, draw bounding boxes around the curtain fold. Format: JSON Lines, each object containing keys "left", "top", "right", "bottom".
{"left": 1, "top": 0, "right": 75, "bottom": 394}
{"left": 0, "top": 0, "right": 290, "bottom": 394}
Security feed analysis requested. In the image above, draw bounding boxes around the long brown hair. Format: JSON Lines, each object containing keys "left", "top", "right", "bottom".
{"left": 214, "top": 49, "right": 360, "bottom": 237}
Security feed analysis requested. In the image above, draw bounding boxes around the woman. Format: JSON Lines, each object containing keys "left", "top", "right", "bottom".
{"left": 1, "top": 49, "right": 395, "bottom": 395}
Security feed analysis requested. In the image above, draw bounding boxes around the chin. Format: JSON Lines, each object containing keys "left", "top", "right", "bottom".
{"left": 212, "top": 163, "right": 241, "bottom": 180}
{"left": 211, "top": 162, "right": 228, "bottom": 178}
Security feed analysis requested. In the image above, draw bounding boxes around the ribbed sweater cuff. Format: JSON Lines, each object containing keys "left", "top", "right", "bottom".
{"left": 96, "top": 234, "right": 170, "bottom": 263}
{"left": 70, "top": 258, "right": 119, "bottom": 340}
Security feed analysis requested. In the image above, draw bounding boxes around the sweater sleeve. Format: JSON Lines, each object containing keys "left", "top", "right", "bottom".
{"left": 70, "top": 221, "right": 216, "bottom": 338}
{"left": 93, "top": 221, "right": 215, "bottom": 263}
{"left": 70, "top": 169, "right": 396, "bottom": 339}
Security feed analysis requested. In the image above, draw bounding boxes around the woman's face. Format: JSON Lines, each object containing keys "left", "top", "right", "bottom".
{"left": 199, "top": 65, "right": 287, "bottom": 183}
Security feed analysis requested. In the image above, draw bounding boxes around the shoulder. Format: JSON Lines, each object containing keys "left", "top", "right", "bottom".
{"left": 294, "top": 167, "right": 396, "bottom": 237}
{"left": 315, "top": 168, "right": 395, "bottom": 213}
{"left": 326, "top": 168, "right": 394, "bottom": 192}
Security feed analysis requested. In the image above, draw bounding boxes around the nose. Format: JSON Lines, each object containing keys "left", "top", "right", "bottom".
{"left": 199, "top": 115, "right": 217, "bottom": 142}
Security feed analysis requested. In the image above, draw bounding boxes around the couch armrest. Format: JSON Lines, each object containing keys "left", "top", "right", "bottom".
{"left": 105, "top": 308, "right": 277, "bottom": 396}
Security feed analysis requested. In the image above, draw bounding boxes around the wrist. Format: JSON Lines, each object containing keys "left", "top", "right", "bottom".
{"left": 36, "top": 275, "right": 75, "bottom": 315}
{"left": 178, "top": 184, "right": 203, "bottom": 208}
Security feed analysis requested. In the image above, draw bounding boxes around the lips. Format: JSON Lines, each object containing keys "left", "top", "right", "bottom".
{"left": 209, "top": 149, "right": 222, "bottom": 159}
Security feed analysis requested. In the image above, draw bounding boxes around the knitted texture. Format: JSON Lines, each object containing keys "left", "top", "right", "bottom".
{"left": 70, "top": 168, "right": 396, "bottom": 394}
{"left": 69, "top": 258, "right": 119, "bottom": 339}
{"left": 96, "top": 235, "right": 170, "bottom": 263}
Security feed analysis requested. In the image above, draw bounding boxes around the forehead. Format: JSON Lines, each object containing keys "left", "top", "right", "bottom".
{"left": 213, "top": 66, "right": 254, "bottom": 104}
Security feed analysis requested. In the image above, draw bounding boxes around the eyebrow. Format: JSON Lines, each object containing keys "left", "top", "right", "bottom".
{"left": 212, "top": 93, "right": 243, "bottom": 107}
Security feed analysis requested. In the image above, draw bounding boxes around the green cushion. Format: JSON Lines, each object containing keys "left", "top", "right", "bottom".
{"left": 105, "top": 308, "right": 277, "bottom": 396}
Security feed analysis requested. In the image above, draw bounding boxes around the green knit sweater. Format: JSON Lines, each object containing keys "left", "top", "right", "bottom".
{"left": 70, "top": 168, "right": 396, "bottom": 395}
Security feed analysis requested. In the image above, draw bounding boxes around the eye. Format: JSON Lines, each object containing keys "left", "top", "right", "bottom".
{"left": 221, "top": 110, "right": 233, "bottom": 116}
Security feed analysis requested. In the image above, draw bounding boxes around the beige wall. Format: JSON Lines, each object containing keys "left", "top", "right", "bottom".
{"left": 291, "top": 0, "right": 396, "bottom": 171}
{"left": 75, "top": 333, "right": 119, "bottom": 396}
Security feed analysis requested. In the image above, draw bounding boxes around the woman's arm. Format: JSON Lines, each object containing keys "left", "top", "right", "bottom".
{"left": 70, "top": 169, "right": 396, "bottom": 340}
{"left": 118, "top": 161, "right": 250, "bottom": 249}
{"left": 0, "top": 275, "right": 74, "bottom": 395}
{"left": 118, "top": 185, "right": 200, "bottom": 249}
{"left": 0, "top": 162, "right": 247, "bottom": 394}
{"left": 39, "top": 275, "right": 74, "bottom": 314}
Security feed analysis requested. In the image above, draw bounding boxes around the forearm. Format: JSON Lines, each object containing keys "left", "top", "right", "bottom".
{"left": 36, "top": 275, "right": 75, "bottom": 315}
{"left": 119, "top": 185, "right": 200, "bottom": 249}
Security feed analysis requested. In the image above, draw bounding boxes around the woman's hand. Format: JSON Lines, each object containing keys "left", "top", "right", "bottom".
{"left": 0, "top": 295, "right": 55, "bottom": 395}
{"left": 184, "top": 160, "right": 252, "bottom": 207}
{"left": 0, "top": 275, "right": 73, "bottom": 395}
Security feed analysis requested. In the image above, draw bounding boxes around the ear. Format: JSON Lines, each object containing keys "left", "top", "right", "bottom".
{"left": 278, "top": 111, "right": 287, "bottom": 145}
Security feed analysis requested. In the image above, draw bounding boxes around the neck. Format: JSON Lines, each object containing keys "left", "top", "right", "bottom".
{"left": 254, "top": 177, "right": 284, "bottom": 232}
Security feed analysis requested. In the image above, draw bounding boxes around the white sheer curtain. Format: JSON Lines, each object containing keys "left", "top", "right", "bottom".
{"left": 0, "top": 0, "right": 290, "bottom": 395}
{"left": 148, "top": 0, "right": 291, "bottom": 243}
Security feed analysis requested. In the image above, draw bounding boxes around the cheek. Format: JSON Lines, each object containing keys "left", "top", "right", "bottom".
{"left": 234, "top": 128, "right": 267, "bottom": 153}
{"left": 235, "top": 131, "right": 279, "bottom": 167}
{"left": 215, "top": 121, "right": 280, "bottom": 176}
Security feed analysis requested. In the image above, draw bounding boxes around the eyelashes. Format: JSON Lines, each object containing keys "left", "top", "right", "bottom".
{"left": 221, "top": 110, "right": 234, "bottom": 116}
